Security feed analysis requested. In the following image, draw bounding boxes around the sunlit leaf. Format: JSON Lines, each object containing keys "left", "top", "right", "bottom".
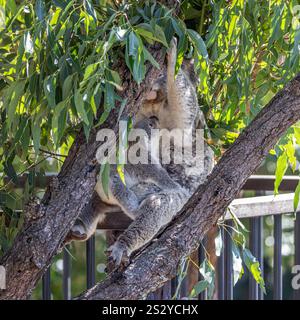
{"left": 243, "top": 248, "right": 266, "bottom": 294}
{"left": 187, "top": 29, "right": 208, "bottom": 61}
{"left": 100, "top": 162, "right": 110, "bottom": 198}
{"left": 294, "top": 179, "right": 300, "bottom": 213}
{"left": 274, "top": 153, "right": 288, "bottom": 194}
{"left": 74, "top": 91, "right": 89, "bottom": 126}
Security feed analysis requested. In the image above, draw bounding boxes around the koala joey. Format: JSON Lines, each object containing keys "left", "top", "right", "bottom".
{"left": 137, "top": 38, "right": 207, "bottom": 135}
{"left": 139, "top": 37, "right": 214, "bottom": 193}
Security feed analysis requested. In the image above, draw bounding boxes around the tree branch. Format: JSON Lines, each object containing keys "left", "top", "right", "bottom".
{"left": 75, "top": 74, "right": 300, "bottom": 300}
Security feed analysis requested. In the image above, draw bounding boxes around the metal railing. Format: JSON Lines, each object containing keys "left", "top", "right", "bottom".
{"left": 9, "top": 175, "right": 300, "bottom": 299}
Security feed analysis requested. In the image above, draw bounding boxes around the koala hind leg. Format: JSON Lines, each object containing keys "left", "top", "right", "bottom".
{"left": 65, "top": 193, "right": 120, "bottom": 244}
{"left": 106, "top": 190, "right": 188, "bottom": 267}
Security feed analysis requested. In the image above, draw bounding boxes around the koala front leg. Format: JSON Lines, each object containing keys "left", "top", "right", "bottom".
{"left": 140, "top": 164, "right": 185, "bottom": 192}
{"left": 109, "top": 173, "right": 140, "bottom": 219}
{"left": 106, "top": 190, "right": 187, "bottom": 268}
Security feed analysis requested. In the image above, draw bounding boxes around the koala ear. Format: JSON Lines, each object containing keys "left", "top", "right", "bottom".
{"left": 145, "top": 90, "right": 158, "bottom": 101}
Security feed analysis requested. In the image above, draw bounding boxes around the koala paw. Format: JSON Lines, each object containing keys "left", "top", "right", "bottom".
{"left": 64, "top": 222, "right": 88, "bottom": 245}
{"left": 105, "top": 242, "right": 130, "bottom": 269}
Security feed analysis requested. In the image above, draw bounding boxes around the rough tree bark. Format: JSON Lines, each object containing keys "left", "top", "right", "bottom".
{"left": 75, "top": 74, "right": 300, "bottom": 299}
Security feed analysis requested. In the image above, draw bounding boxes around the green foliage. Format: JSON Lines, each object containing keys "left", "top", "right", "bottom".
{"left": 0, "top": 0, "right": 199, "bottom": 252}
{"left": 294, "top": 179, "right": 300, "bottom": 212}
{"left": 201, "top": 0, "right": 300, "bottom": 149}
{"left": 1, "top": 0, "right": 300, "bottom": 296}
{"left": 188, "top": 217, "right": 266, "bottom": 299}
{"left": 189, "top": 258, "right": 215, "bottom": 299}
{"left": 243, "top": 248, "right": 266, "bottom": 294}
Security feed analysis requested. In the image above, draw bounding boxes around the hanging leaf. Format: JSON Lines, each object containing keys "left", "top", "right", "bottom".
{"left": 6, "top": 80, "right": 25, "bottom": 128}
{"left": 31, "top": 121, "right": 41, "bottom": 155}
{"left": 83, "top": 62, "right": 99, "bottom": 82}
{"left": 190, "top": 258, "right": 215, "bottom": 299}
{"left": 135, "top": 23, "right": 164, "bottom": 45}
{"left": 215, "top": 230, "right": 223, "bottom": 257}
{"left": 100, "top": 162, "right": 110, "bottom": 198}
{"left": 52, "top": 101, "right": 67, "bottom": 147}
{"left": 74, "top": 91, "right": 89, "bottom": 125}
{"left": 242, "top": 248, "right": 266, "bottom": 294}
{"left": 62, "top": 74, "right": 75, "bottom": 100}
{"left": 143, "top": 46, "right": 160, "bottom": 69}
{"left": 24, "top": 31, "right": 34, "bottom": 55}
{"left": 232, "top": 242, "right": 244, "bottom": 285}
{"left": 274, "top": 152, "right": 288, "bottom": 194}
{"left": 285, "top": 140, "right": 296, "bottom": 172}
{"left": 125, "top": 32, "right": 146, "bottom": 84}
{"left": 189, "top": 280, "right": 209, "bottom": 298}
{"left": 35, "top": 0, "right": 45, "bottom": 21}
{"left": 294, "top": 179, "right": 300, "bottom": 213}
{"left": 43, "top": 76, "right": 56, "bottom": 109}
{"left": 187, "top": 29, "right": 208, "bottom": 61}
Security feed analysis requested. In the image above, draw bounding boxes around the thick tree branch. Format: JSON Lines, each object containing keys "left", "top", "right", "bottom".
{"left": 75, "top": 74, "right": 300, "bottom": 300}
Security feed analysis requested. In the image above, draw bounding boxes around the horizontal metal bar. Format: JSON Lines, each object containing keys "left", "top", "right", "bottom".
{"left": 224, "top": 193, "right": 298, "bottom": 220}
{"left": 4, "top": 174, "right": 299, "bottom": 191}
{"left": 243, "top": 175, "right": 299, "bottom": 191}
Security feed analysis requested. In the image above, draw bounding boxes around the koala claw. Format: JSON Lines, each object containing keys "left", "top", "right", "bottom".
{"left": 105, "top": 242, "right": 129, "bottom": 269}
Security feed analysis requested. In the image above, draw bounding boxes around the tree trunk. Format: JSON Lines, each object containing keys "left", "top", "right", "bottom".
{"left": 74, "top": 74, "right": 300, "bottom": 300}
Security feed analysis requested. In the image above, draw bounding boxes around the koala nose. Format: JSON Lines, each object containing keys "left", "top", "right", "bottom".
{"left": 148, "top": 116, "right": 159, "bottom": 128}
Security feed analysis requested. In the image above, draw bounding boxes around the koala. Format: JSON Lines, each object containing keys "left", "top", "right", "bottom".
{"left": 95, "top": 116, "right": 187, "bottom": 221}
{"left": 65, "top": 117, "right": 188, "bottom": 265}
{"left": 65, "top": 38, "right": 214, "bottom": 268}
{"left": 106, "top": 38, "right": 213, "bottom": 266}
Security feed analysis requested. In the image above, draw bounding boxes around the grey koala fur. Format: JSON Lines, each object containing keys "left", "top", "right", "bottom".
{"left": 66, "top": 38, "right": 214, "bottom": 268}
{"left": 66, "top": 116, "right": 188, "bottom": 265}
